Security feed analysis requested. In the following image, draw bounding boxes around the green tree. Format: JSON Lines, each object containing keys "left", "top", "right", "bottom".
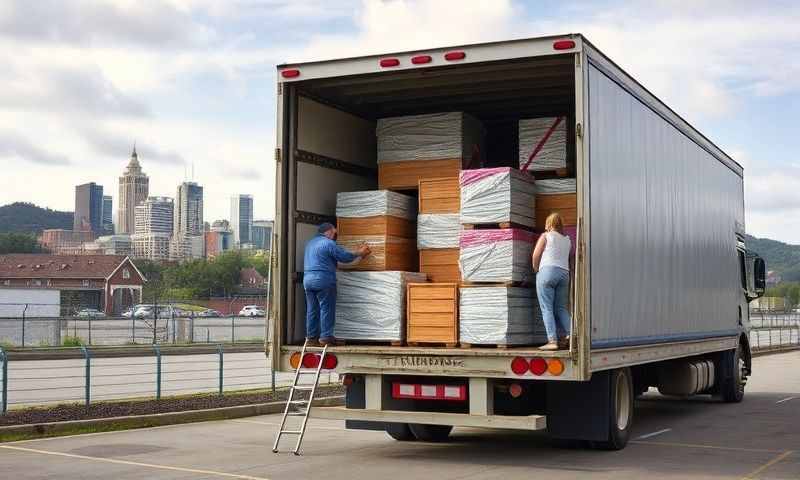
{"left": 0, "top": 232, "right": 45, "bottom": 253}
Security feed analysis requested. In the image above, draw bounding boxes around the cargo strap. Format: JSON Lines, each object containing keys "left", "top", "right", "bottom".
{"left": 521, "top": 116, "right": 563, "bottom": 172}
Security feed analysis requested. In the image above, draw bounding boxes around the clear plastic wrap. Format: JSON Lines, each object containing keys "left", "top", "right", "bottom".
{"left": 335, "top": 271, "right": 428, "bottom": 341}
{"left": 336, "top": 190, "right": 416, "bottom": 219}
{"left": 535, "top": 178, "right": 577, "bottom": 195}
{"left": 460, "top": 168, "right": 536, "bottom": 227}
{"left": 376, "top": 112, "right": 484, "bottom": 165}
{"left": 417, "top": 214, "right": 460, "bottom": 249}
{"left": 519, "top": 117, "right": 567, "bottom": 171}
{"left": 459, "top": 287, "right": 547, "bottom": 345}
{"left": 459, "top": 229, "right": 534, "bottom": 283}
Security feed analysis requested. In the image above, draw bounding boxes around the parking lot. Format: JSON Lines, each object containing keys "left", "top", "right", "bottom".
{"left": 1, "top": 350, "right": 798, "bottom": 479}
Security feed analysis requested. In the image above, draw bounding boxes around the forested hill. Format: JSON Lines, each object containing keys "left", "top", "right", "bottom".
{"left": 746, "top": 234, "right": 800, "bottom": 282}
{"left": 0, "top": 202, "right": 73, "bottom": 234}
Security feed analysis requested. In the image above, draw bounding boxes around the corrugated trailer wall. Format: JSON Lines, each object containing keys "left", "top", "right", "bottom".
{"left": 588, "top": 64, "right": 744, "bottom": 348}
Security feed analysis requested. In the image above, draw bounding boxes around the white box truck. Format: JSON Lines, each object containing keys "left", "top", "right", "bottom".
{"left": 269, "top": 34, "right": 766, "bottom": 449}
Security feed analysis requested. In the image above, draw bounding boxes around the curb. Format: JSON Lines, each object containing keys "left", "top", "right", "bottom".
{"left": 0, "top": 395, "right": 344, "bottom": 442}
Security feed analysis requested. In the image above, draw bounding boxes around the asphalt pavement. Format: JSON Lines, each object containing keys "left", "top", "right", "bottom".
{"left": 1, "top": 350, "right": 798, "bottom": 479}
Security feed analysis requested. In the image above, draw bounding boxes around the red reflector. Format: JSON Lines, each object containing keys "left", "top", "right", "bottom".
{"left": 322, "top": 354, "right": 337, "bottom": 370}
{"left": 511, "top": 357, "right": 529, "bottom": 375}
{"left": 509, "top": 383, "right": 523, "bottom": 398}
{"left": 342, "top": 374, "right": 354, "bottom": 386}
{"left": 380, "top": 58, "right": 400, "bottom": 67}
{"left": 391, "top": 382, "right": 466, "bottom": 401}
{"left": 411, "top": 55, "right": 432, "bottom": 64}
{"left": 553, "top": 40, "right": 576, "bottom": 50}
{"left": 530, "top": 357, "right": 548, "bottom": 376}
{"left": 444, "top": 51, "right": 466, "bottom": 61}
{"left": 302, "top": 353, "right": 319, "bottom": 368}
{"left": 281, "top": 69, "right": 300, "bottom": 78}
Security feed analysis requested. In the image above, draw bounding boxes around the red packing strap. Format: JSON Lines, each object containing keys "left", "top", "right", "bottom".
{"left": 521, "top": 116, "right": 563, "bottom": 172}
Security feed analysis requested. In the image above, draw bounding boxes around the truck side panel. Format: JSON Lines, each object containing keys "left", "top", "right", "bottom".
{"left": 587, "top": 64, "right": 744, "bottom": 348}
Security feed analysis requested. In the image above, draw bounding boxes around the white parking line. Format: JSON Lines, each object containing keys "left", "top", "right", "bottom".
{"left": 776, "top": 396, "right": 797, "bottom": 404}
{"left": 636, "top": 428, "right": 671, "bottom": 440}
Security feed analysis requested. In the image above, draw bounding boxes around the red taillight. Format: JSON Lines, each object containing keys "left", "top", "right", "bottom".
{"left": 342, "top": 374, "right": 354, "bottom": 386}
{"left": 511, "top": 357, "right": 529, "bottom": 375}
{"left": 380, "top": 58, "right": 400, "bottom": 67}
{"left": 322, "top": 354, "right": 338, "bottom": 370}
{"left": 553, "top": 40, "right": 576, "bottom": 50}
{"left": 302, "top": 353, "right": 319, "bottom": 368}
{"left": 281, "top": 69, "right": 300, "bottom": 78}
{"left": 411, "top": 55, "right": 432, "bottom": 64}
{"left": 444, "top": 51, "right": 466, "bottom": 61}
{"left": 530, "top": 357, "right": 548, "bottom": 376}
{"left": 508, "top": 383, "right": 523, "bottom": 398}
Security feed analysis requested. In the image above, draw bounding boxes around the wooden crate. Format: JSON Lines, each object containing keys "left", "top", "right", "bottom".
{"left": 337, "top": 235, "right": 417, "bottom": 271}
{"left": 418, "top": 177, "right": 460, "bottom": 214}
{"left": 338, "top": 215, "right": 415, "bottom": 239}
{"left": 535, "top": 193, "right": 577, "bottom": 230}
{"left": 407, "top": 283, "right": 458, "bottom": 346}
{"left": 379, "top": 159, "right": 462, "bottom": 190}
{"left": 419, "top": 248, "right": 461, "bottom": 283}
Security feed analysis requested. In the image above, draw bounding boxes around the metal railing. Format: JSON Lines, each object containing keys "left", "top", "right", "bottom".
{"left": 749, "top": 311, "right": 800, "bottom": 351}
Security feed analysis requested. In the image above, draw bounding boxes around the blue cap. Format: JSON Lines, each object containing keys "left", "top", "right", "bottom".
{"left": 318, "top": 222, "right": 335, "bottom": 234}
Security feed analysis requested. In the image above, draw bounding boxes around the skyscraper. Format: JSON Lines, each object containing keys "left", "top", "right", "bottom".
{"left": 230, "top": 195, "right": 253, "bottom": 246}
{"left": 132, "top": 197, "right": 173, "bottom": 261}
{"left": 102, "top": 195, "right": 113, "bottom": 234}
{"left": 74, "top": 182, "right": 103, "bottom": 235}
{"left": 251, "top": 220, "right": 274, "bottom": 250}
{"left": 174, "top": 182, "right": 204, "bottom": 237}
{"left": 118, "top": 145, "right": 149, "bottom": 235}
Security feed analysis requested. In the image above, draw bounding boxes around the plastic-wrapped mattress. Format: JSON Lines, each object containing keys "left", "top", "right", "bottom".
{"left": 460, "top": 168, "right": 536, "bottom": 227}
{"left": 334, "top": 271, "right": 427, "bottom": 342}
{"left": 459, "top": 229, "right": 534, "bottom": 283}
{"left": 459, "top": 286, "right": 547, "bottom": 345}
{"left": 417, "top": 214, "right": 460, "bottom": 249}
{"left": 519, "top": 117, "right": 567, "bottom": 172}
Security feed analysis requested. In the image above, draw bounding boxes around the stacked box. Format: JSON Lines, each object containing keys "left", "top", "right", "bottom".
{"left": 407, "top": 283, "right": 459, "bottom": 346}
{"left": 460, "top": 168, "right": 536, "bottom": 228}
{"left": 417, "top": 176, "right": 462, "bottom": 283}
{"left": 459, "top": 286, "right": 547, "bottom": 345}
{"left": 519, "top": 117, "right": 567, "bottom": 172}
{"left": 335, "top": 271, "right": 427, "bottom": 342}
{"left": 535, "top": 178, "right": 577, "bottom": 230}
{"left": 459, "top": 229, "right": 534, "bottom": 283}
{"left": 336, "top": 190, "right": 417, "bottom": 271}
{"left": 377, "top": 112, "right": 484, "bottom": 189}
{"left": 417, "top": 214, "right": 460, "bottom": 249}
{"left": 419, "top": 248, "right": 461, "bottom": 283}
{"left": 419, "top": 177, "right": 460, "bottom": 214}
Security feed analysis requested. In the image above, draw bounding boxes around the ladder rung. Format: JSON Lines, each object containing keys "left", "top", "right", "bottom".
{"left": 289, "top": 399, "right": 308, "bottom": 404}
{"left": 292, "top": 385, "right": 314, "bottom": 391}
{"left": 288, "top": 411, "right": 307, "bottom": 416}
{"left": 297, "top": 369, "right": 319, "bottom": 374}
{"left": 280, "top": 430, "right": 302, "bottom": 435}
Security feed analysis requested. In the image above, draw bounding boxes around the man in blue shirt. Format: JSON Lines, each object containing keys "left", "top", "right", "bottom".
{"left": 304, "top": 222, "right": 370, "bottom": 346}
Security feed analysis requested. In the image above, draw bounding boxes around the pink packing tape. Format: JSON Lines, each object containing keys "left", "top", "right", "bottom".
{"left": 459, "top": 228, "right": 534, "bottom": 248}
{"left": 459, "top": 167, "right": 511, "bottom": 187}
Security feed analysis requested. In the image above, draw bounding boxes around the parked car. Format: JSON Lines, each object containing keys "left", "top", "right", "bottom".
{"left": 239, "top": 305, "right": 265, "bottom": 317}
{"left": 76, "top": 308, "right": 104, "bottom": 317}
{"left": 134, "top": 305, "right": 154, "bottom": 318}
{"left": 121, "top": 307, "right": 135, "bottom": 318}
{"left": 197, "top": 308, "right": 221, "bottom": 317}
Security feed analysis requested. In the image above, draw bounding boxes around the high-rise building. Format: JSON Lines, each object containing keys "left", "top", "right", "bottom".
{"left": 74, "top": 182, "right": 104, "bottom": 235}
{"left": 230, "top": 195, "right": 253, "bottom": 246}
{"left": 251, "top": 220, "right": 274, "bottom": 250}
{"left": 132, "top": 197, "right": 173, "bottom": 261}
{"left": 205, "top": 219, "right": 233, "bottom": 259}
{"left": 118, "top": 145, "right": 149, "bottom": 235}
{"left": 174, "top": 182, "right": 204, "bottom": 237}
{"left": 102, "top": 195, "right": 113, "bottom": 234}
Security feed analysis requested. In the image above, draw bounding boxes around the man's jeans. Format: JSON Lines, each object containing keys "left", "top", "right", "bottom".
{"left": 303, "top": 272, "right": 336, "bottom": 340}
{"left": 535, "top": 266, "right": 571, "bottom": 342}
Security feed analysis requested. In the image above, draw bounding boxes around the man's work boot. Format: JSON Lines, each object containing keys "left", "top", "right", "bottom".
{"left": 305, "top": 337, "right": 321, "bottom": 347}
{"left": 320, "top": 337, "right": 345, "bottom": 346}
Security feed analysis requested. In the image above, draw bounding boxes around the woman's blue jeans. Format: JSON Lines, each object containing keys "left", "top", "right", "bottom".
{"left": 535, "top": 266, "right": 571, "bottom": 342}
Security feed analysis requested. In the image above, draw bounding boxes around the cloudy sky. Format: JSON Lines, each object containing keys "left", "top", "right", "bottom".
{"left": 1, "top": 0, "right": 799, "bottom": 242}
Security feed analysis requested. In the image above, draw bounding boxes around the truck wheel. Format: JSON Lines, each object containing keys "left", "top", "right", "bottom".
{"left": 592, "top": 367, "right": 634, "bottom": 450}
{"left": 408, "top": 424, "right": 453, "bottom": 442}
{"left": 719, "top": 344, "right": 746, "bottom": 403}
{"left": 385, "top": 423, "right": 415, "bottom": 441}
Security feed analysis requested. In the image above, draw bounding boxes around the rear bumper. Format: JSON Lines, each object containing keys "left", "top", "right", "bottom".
{"left": 312, "top": 406, "right": 547, "bottom": 431}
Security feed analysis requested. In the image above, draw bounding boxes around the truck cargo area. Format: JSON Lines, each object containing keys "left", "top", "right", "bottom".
{"left": 278, "top": 53, "right": 578, "bottom": 349}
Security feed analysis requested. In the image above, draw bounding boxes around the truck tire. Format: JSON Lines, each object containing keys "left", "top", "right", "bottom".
{"left": 385, "top": 423, "right": 415, "bottom": 441}
{"left": 719, "top": 344, "right": 746, "bottom": 403}
{"left": 592, "top": 367, "right": 634, "bottom": 450}
{"left": 408, "top": 424, "right": 453, "bottom": 442}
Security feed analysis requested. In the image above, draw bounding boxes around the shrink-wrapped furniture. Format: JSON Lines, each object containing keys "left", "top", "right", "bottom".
{"left": 534, "top": 178, "right": 577, "bottom": 230}
{"left": 518, "top": 117, "right": 567, "bottom": 172}
{"left": 417, "top": 214, "right": 460, "bottom": 249}
{"left": 407, "top": 283, "right": 459, "bottom": 346}
{"left": 335, "top": 271, "right": 427, "bottom": 343}
{"left": 460, "top": 168, "right": 536, "bottom": 228}
{"left": 459, "top": 229, "right": 534, "bottom": 283}
{"left": 459, "top": 286, "right": 547, "bottom": 346}
{"left": 377, "top": 112, "right": 484, "bottom": 189}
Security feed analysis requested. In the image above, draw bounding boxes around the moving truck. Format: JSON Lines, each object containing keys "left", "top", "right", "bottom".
{"left": 269, "top": 34, "right": 766, "bottom": 449}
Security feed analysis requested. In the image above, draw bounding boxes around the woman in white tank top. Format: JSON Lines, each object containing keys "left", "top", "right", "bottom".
{"left": 532, "top": 213, "right": 573, "bottom": 350}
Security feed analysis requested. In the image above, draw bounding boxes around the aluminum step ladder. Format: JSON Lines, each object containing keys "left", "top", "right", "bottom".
{"left": 272, "top": 340, "right": 329, "bottom": 455}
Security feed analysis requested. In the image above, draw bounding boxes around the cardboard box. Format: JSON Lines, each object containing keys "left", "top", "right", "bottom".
{"left": 419, "top": 248, "right": 461, "bottom": 283}
{"left": 535, "top": 193, "right": 577, "bottom": 230}
{"left": 419, "top": 177, "right": 460, "bottom": 214}
{"left": 407, "top": 283, "right": 459, "bottom": 346}
{"left": 337, "top": 235, "right": 417, "bottom": 271}
{"left": 379, "top": 158, "right": 463, "bottom": 190}
{"left": 338, "top": 216, "right": 415, "bottom": 239}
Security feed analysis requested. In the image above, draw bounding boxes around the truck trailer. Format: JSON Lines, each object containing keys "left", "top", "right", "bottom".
{"left": 269, "top": 33, "right": 766, "bottom": 449}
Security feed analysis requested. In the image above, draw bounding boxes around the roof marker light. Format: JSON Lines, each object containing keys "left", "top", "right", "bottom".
{"left": 553, "top": 40, "right": 576, "bottom": 50}
{"left": 411, "top": 55, "right": 432, "bottom": 64}
{"left": 444, "top": 51, "right": 466, "bottom": 61}
{"left": 281, "top": 69, "right": 300, "bottom": 78}
{"left": 380, "top": 58, "right": 400, "bottom": 67}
